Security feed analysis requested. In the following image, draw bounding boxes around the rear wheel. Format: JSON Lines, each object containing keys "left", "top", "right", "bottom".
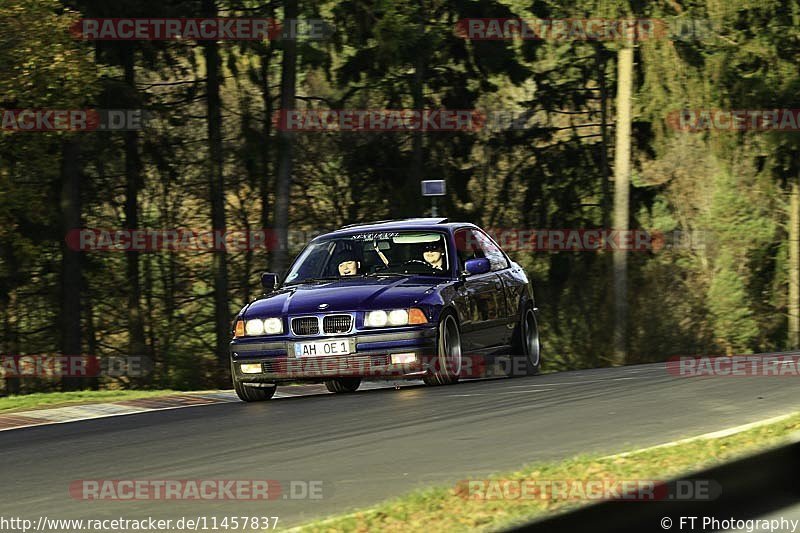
{"left": 424, "top": 313, "right": 462, "bottom": 386}
{"left": 231, "top": 362, "right": 277, "bottom": 402}
{"left": 518, "top": 307, "right": 541, "bottom": 375}
{"left": 324, "top": 378, "right": 361, "bottom": 393}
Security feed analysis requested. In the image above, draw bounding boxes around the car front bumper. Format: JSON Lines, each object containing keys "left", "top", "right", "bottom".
{"left": 230, "top": 326, "right": 438, "bottom": 383}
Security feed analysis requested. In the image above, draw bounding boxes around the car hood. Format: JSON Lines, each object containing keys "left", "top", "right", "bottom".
{"left": 244, "top": 276, "right": 444, "bottom": 317}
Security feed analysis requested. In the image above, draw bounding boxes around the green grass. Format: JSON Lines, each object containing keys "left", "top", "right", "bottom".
{"left": 293, "top": 412, "right": 800, "bottom": 532}
{"left": 0, "top": 390, "right": 180, "bottom": 413}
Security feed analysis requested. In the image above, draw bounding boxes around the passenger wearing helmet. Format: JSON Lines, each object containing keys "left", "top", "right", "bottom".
{"left": 338, "top": 257, "right": 360, "bottom": 276}
{"left": 332, "top": 249, "right": 361, "bottom": 276}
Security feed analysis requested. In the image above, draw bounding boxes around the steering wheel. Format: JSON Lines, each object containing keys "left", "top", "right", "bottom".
{"left": 400, "top": 259, "right": 439, "bottom": 273}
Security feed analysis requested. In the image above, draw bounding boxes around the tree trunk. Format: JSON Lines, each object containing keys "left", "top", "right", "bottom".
{"left": 259, "top": 28, "right": 275, "bottom": 286}
{"left": 123, "top": 47, "right": 147, "bottom": 379}
{"left": 410, "top": 55, "right": 425, "bottom": 217}
{"left": 148, "top": 254, "right": 161, "bottom": 385}
{"left": 2, "top": 297, "right": 19, "bottom": 395}
{"left": 789, "top": 177, "right": 799, "bottom": 348}
{"left": 612, "top": 44, "right": 633, "bottom": 365}
{"left": 406, "top": 7, "right": 426, "bottom": 218}
{"left": 260, "top": 9, "right": 275, "bottom": 237}
{"left": 203, "top": 0, "right": 230, "bottom": 381}
{"left": 272, "top": 0, "right": 298, "bottom": 274}
{"left": 60, "top": 138, "right": 83, "bottom": 391}
{"left": 83, "top": 277, "right": 99, "bottom": 390}
{"left": 595, "top": 43, "right": 611, "bottom": 229}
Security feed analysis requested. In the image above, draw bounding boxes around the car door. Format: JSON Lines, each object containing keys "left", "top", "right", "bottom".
{"left": 475, "top": 231, "right": 521, "bottom": 346}
{"left": 453, "top": 228, "right": 508, "bottom": 353}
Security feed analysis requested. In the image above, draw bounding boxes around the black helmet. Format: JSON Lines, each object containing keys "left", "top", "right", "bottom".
{"left": 422, "top": 239, "right": 444, "bottom": 252}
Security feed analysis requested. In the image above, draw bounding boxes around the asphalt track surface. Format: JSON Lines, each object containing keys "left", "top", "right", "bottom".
{"left": 2, "top": 363, "right": 800, "bottom": 529}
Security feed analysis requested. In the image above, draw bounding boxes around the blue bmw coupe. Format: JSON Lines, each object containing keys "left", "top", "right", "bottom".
{"left": 229, "top": 218, "right": 541, "bottom": 401}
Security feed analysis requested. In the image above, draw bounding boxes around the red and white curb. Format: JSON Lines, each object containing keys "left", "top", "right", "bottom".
{"left": 0, "top": 381, "right": 420, "bottom": 432}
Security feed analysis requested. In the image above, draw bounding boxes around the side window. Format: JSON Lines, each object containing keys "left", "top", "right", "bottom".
{"left": 474, "top": 230, "right": 509, "bottom": 271}
{"left": 454, "top": 228, "right": 484, "bottom": 270}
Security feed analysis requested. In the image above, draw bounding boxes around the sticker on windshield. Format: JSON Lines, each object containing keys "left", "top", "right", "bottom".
{"left": 350, "top": 232, "right": 399, "bottom": 240}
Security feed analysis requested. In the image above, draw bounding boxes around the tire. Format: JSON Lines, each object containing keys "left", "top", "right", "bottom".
{"left": 423, "top": 313, "right": 462, "bottom": 386}
{"left": 231, "top": 362, "right": 277, "bottom": 402}
{"left": 324, "top": 378, "right": 361, "bottom": 393}
{"left": 514, "top": 307, "right": 541, "bottom": 376}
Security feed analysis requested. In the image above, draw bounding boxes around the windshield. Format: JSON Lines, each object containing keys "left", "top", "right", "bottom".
{"left": 283, "top": 231, "right": 451, "bottom": 284}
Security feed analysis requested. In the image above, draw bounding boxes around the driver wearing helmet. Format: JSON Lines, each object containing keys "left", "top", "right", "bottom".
{"left": 422, "top": 240, "right": 445, "bottom": 270}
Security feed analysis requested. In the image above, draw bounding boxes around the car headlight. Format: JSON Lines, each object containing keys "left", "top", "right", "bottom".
{"left": 365, "top": 308, "right": 427, "bottom": 327}
{"left": 245, "top": 319, "right": 265, "bottom": 335}
{"left": 388, "top": 309, "right": 409, "bottom": 326}
{"left": 365, "top": 310, "right": 388, "bottom": 327}
{"left": 263, "top": 317, "right": 283, "bottom": 335}
{"left": 243, "top": 317, "right": 284, "bottom": 336}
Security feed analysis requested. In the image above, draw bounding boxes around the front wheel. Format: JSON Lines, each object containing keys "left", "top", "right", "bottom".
{"left": 231, "top": 362, "right": 277, "bottom": 401}
{"left": 424, "top": 313, "right": 462, "bottom": 386}
{"left": 324, "top": 378, "right": 361, "bottom": 393}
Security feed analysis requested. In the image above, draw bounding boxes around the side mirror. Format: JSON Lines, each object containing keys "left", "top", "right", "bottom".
{"left": 260, "top": 272, "right": 279, "bottom": 292}
{"left": 464, "top": 258, "right": 491, "bottom": 276}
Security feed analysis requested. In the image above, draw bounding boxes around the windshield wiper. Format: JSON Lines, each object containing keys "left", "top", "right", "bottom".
{"left": 284, "top": 276, "right": 342, "bottom": 285}
{"left": 285, "top": 273, "right": 407, "bottom": 285}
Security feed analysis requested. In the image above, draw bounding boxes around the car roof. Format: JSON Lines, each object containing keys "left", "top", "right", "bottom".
{"left": 317, "top": 218, "right": 476, "bottom": 239}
